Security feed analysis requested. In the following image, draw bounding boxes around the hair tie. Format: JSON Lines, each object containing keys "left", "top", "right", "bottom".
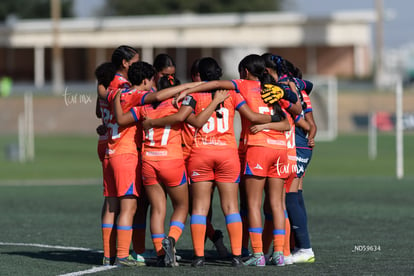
{"left": 168, "top": 75, "right": 174, "bottom": 85}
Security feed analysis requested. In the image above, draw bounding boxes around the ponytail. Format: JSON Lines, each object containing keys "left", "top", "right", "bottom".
{"left": 111, "top": 45, "right": 138, "bottom": 69}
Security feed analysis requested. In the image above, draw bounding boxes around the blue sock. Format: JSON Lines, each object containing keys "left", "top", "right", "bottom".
{"left": 298, "top": 190, "right": 307, "bottom": 220}
{"left": 285, "top": 192, "right": 311, "bottom": 249}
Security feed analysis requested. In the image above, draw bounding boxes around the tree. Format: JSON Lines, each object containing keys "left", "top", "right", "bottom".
{"left": 104, "top": 0, "right": 286, "bottom": 16}
{"left": 0, "top": 0, "right": 72, "bottom": 21}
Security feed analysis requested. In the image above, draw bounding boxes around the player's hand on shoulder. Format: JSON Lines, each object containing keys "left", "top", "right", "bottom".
{"left": 261, "top": 84, "right": 284, "bottom": 104}
{"left": 250, "top": 124, "right": 264, "bottom": 134}
{"left": 214, "top": 90, "right": 230, "bottom": 103}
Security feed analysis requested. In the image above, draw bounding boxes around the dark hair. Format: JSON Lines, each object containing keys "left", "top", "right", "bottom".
{"left": 111, "top": 45, "right": 138, "bottom": 69}
{"left": 127, "top": 61, "right": 156, "bottom": 86}
{"left": 94, "top": 62, "right": 117, "bottom": 89}
{"left": 284, "top": 59, "right": 302, "bottom": 79}
{"left": 262, "top": 53, "right": 289, "bottom": 78}
{"left": 237, "top": 54, "right": 286, "bottom": 120}
{"left": 190, "top": 58, "right": 201, "bottom": 81}
{"left": 238, "top": 54, "right": 266, "bottom": 79}
{"left": 157, "top": 74, "right": 181, "bottom": 90}
{"left": 153, "top": 53, "right": 176, "bottom": 72}
{"left": 198, "top": 57, "right": 222, "bottom": 81}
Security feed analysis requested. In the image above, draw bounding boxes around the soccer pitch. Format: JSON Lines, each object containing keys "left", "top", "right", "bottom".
{"left": 0, "top": 134, "right": 413, "bottom": 275}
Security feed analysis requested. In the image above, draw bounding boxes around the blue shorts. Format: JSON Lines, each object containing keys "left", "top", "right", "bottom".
{"left": 295, "top": 146, "right": 313, "bottom": 178}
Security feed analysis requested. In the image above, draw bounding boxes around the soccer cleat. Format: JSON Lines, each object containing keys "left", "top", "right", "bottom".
{"left": 115, "top": 255, "right": 146, "bottom": 267}
{"left": 271, "top": 251, "right": 285, "bottom": 266}
{"left": 231, "top": 255, "right": 243, "bottom": 267}
{"left": 162, "top": 236, "right": 178, "bottom": 267}
{"left": 191, "top": 256, "right": 205, "bottom": 267}
{"left": 243, "top": 252, "right": 266, "bottom": 267}
{"left": 284, "top": 254, "right": 293, "bottom": 265}
{"left": 212, "top": 230, "right": 230, "bottom": 258}
{"left": 102, "top": 257, "right": 114, "bottom": 266}
{"left": 138, "top": 250, "right": 158, "bottom": 260}
{"left": 131, "top": 251, "right": 146, "bottom": 264}
{"left": 292, "top": 248, "right": 315, "bottom": 263}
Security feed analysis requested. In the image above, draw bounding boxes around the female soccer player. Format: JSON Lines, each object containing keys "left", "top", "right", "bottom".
{"left": 261, "top": 54, "right": 316, "bottom": 264}
{"left": 94, "top": 61, "right": 117, "bottom": 266}
{"left": 112, "top": 61, "right": 205, "bottom": 267}
{"left": 130, "top": 53, "right": 179, "bottom": 262}
{"left": 153, "top": 53, "right": 176, "bottom": 90}
{"left": 259, "top": 53, "right": 310, "bottom": 265}
{"left": 283, "top": 59, "right": 317, "bottom": 264}
{"left": 187, "top": 58, "right": 230, "bottom": 259}
{"left": 97, "top": 45, "right": 142, "bottom": 267}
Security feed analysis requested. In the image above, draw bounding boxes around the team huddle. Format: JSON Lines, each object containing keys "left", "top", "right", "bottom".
{"left": 95, "top": 45, "right": 316, "bottom": 268}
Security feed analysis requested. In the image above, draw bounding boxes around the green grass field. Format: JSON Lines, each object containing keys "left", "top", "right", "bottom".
{"left": 0, "top": 134, "right": 413, "bottom": 275}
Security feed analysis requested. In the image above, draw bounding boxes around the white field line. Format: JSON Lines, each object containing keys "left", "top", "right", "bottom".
{"left": 0, "top": 242, "right": 115, "bottom": 276}
{"left": 0, "top": 242, "right": 102, "bottom": 253}
{"left": 57, "top": 266, "right": 116, "bottom": 276}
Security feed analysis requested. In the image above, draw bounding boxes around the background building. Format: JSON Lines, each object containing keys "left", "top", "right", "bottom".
{"left": 0, "top": 10, "right": 375, "bottom": 90}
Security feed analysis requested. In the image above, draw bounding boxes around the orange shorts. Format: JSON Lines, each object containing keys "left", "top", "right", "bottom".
{"left": 102, "top": 158, "right": 116, "bottom": 197}
{"left": 142, "top": 159, "right": 187, "bottom": 187}
{"left": 188, "top": 148, "right": 240, "bottom": 183}
{"left": 244, "top": 146, "right": 289, "bottom": 179}
{"left": 284, "top": 154, "right": 297, "bottom": 192}
{"left": 97, "top": 141, "right": 106, "bottom": 162}
{"left": 108, "top": 154, "right": 140, "bottom": 197}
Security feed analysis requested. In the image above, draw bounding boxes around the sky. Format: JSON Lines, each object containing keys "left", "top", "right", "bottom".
{"left": 284, "top": 0, "right": 413, "bottom": 49}
{"left": 73, "top": 0, "right": 412, "bottom": 49}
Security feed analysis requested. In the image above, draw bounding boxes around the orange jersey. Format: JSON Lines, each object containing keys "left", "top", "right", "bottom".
{"left": 140, "top": 99, "right": 183, "bottom": 161}
{"left": 285, "top": 108, "right": 297, "bottom": 174}
{"left": 99, "top": 74, "right": 131, "bottom": 158}
{"left": 191, "top": 90, "right": 245, "bottom": 150}
{"left": 105, "top": 88, "right": 149, "bottom": 158}
{"left": 181, "top": 122, "right": 195, "bottom": 160}
{"left": 97, "top": 97, "right": 110, "bottom": 161}
{"left": 231, "top": 79, "right": 287, "bottom": 150}
{"left": 277, "top": 99, "right": 297, "bottom": 174}
{"left": 108, "top": 73, "right": 131, "bottom": 92}
{"left": 302, "top": 91, "right": 313, "bottom": 113}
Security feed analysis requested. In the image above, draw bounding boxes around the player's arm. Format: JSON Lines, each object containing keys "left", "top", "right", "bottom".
{"left": 142, "top": 106, "right": 193, "bottom": 130}
{"left": 294, "top": 115, "right": 310, "bottom": 132}
{"left": 142, "top": 82, "right": 203, "bottom": 104}
{"left": 238, "top": 103, "right": 277, "bottom": 124}
{"left": 97, "top": 84, "right": 108, "bottom": 99}
{"left": 284, "top": 81, "right": 302, "bottom": 116}
{"left": 185, "top": 90, "right": 229, "bottom": 128}
{"left": 144, "top": 91, "right": 229, "bottom": 130}
{"left": 250, "top": 117, "right": 291, "bottom": 133}
{"left": 176, "top": 80, "right": 235, "bottom": 102}
{"left": 96, "top": 84, "right": 108, "bottom": 119}
{"left": 113, "top": 91, "right": 136, "bottom": 126}
{"left": 304, "top": 111, "right": 317, "bottom": 147}
{"left": 96, "top": 98, "right": 102, "bottom": 118}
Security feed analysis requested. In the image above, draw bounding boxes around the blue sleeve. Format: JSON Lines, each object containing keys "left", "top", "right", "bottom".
{"left": 231, "top": 80, "right": 240, "bottom": 93}
{"left": 130, "top": 108, "right": 139, "bottom": 122}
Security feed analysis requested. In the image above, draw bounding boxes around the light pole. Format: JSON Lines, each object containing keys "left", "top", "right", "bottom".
{"left": 375, "top": 0, "right": 384, "bottom": 88}
{"left": 51, "top": 0, "right": 64, "bottom": 95}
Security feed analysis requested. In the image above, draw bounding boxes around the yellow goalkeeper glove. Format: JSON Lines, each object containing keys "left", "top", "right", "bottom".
{"left": 261, "top": 84, "right": 285, "bottom": 104}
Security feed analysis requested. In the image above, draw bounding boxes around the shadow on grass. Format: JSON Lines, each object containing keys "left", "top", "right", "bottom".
{"left": 4, "top": 249, "right": 101, "bottom": 265}
{"left": 3, "top": 249, "right": 234, "bottom": 267}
